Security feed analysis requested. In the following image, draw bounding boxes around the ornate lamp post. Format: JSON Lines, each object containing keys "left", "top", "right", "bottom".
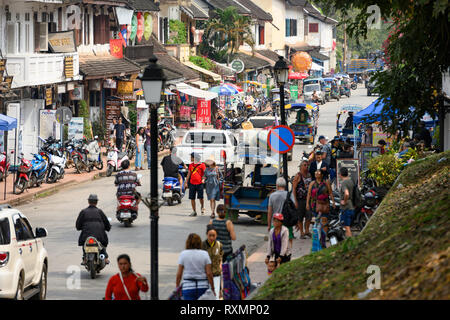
{"left": 140, "top": 55, "right": 166, "bottom": 300}
{"left": 273, "top": 56, "right": 290, "bottom": 184}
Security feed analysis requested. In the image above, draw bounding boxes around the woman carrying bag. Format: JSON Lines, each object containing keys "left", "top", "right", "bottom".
{"left": 203, "top": 160, "right": 222, "bottom": 219}
{"left": 105, "top": 254, "right": 149, "bottom": 300}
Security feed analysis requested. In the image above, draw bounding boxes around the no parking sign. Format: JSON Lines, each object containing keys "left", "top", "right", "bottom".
{"left": 267, "top": 125, "right": 295, "bottom": 154}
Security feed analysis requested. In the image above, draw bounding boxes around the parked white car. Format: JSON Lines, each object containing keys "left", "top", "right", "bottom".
{"left": 0, "top": 205, "right": 48, "bottom": 300}
{"left": 176, "top": 129, "right": 238, "bottom": 165}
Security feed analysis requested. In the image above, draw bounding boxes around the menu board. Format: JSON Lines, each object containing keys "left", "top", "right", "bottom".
{"left": 360, "top": 146, "right": 381, "bottom": 172}
{"left": 336, "top": 159, "right": 360, "bottom": 188}
{"left": 106, "top": 100, "right": 122, "bottom": 134}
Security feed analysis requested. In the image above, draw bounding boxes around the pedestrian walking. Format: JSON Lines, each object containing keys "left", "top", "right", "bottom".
{"left": 204, "top": 160, "right": 221, "bottom": 218}
{"left": 104, "top": 254, "right": 149, "bottom": 300}
{"left": 175, "top": 233, "right": 215, "bottom": 300}
{"left": 306, "top": 170, "right": 335, "bottom": 243}
{"left": 135, "top": 127, "right": 145, "bottom": 171}
{"left": 185, "top": 153, "right": 206, "bottom": 217}
{"left": 144, "top": 121, "right": 151, "bottom": 169}
{"left": 268, "top": 177, "right": 296, "bottom": 249}
{"left": 209, "top": 204, "right": 236, "bottom": 262}
{"left": 338, "top": 167, "right": 355, "bottom": 237}
{"left": 309, "top": 150, "right": 330, "bottom": 181}
{"left": 113, "top": 117, "right": 126, "bottom": 151}
{"left": 292, "top": 160, "right": 312, "bottom": 239}
{"left": 266, "top": 213, "right": 291, "bottom": 265}
{"left": 202, "top": 225, "right": 223, "bottom": 299}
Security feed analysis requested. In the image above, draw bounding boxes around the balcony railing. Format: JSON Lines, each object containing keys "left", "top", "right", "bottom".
{"left": 6, "top": 52, "right": 80, "bottom": 89}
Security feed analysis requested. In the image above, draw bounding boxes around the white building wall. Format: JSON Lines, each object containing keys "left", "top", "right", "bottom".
{"left": 284, "top": 5, "right": 304, "bottom": 45}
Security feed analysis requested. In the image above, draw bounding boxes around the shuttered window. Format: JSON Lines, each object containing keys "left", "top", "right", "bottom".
{"left": 309, "top": 23, "right": 319, "bottom": 33}
{"left": 286, "top": 19, "right": 297, "bottom": 37}
{"left": 258, "top": 25, "right": 265, "bottom": 45}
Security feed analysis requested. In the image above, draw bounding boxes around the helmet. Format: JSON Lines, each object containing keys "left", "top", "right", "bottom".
{"left": 364, "top": 191, "right": 377, "bottom": 207}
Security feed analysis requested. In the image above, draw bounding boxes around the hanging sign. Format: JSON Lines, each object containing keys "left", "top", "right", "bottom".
{"left": 117, "top": 81, "right": 134, "bottom": 94}
{"left": 65, "top": 56, "right": 74, "bottom": 78}
{"left": 197, "top": 99, "right": 211, "bottom": 123}
{"left": 48, "top": 31, "right": 76, "bottom": 53}
{"left": 45, "top": 88, "right": 53, "bottom": 106}
{"left": 230, "top": 59, "right": 245, "bottom": 74}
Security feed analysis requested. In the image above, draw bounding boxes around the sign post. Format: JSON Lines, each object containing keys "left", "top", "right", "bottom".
{"left": 267, "top": 125, "right": 295, "bottom": 182}
{"left": 56, "top": 106, "right": 73, "bottom": 148}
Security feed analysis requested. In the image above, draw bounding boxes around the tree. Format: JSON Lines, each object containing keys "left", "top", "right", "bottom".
{"left": 199, "top": 7, "right": 255, "bottom": 64}
{"left": 315, "top": 0, "right": 450, "bottom": 136}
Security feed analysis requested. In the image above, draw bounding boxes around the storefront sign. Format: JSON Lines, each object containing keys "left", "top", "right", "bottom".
{"left": 48, "top": 31, "right": 76, "bottom": 53}
{"left": 45, "top": 88, "right": 53, "bottom": 106}
{"left": 110, "top": 39, "right": 123, "bottom": 59}
{"left": 69, "top": 85, "right": 84, "bottom": 100}
{"left": 117, "top": 81, "right": 134, "bottom": 94}
{"left": 290, "top": 85, "right": 299, "bottom": 100}
{"left": 57, "top": 84, "right": 66, "bottom": 94}
{"left": 39, "top": 110, "right": 60, "bottom": 140}
{"left": 68, "top": 117, "right": 84, "bottom": 140}
{"left": 103, "top": 79, "right": 117, "bottom": 89}
{"left": 336, "top": 159, "right": 360, "bottom": 188}
{"left": 65, "top": 56, "right": 74, "bottom": 78}
{"left": 359, "top": 146, "right": 381, "bottom": 172}
{"left": 197, "top": 99, "right": 211, "bottom": 123}
{"left": 230, "top": 59, "right": 245, "bottom": 74}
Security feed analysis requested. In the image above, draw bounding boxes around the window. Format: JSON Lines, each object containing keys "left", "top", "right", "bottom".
{"left": 13, "top": 215, "right": 34, "bottom": 241}
{"left": 285, "top": 19, "right": 297, "bottom": 37}
{"left": 258, "top": 25, "right": 265, "bottom": 45}
{"left": 0, "top": 218, "right": 10, "bottom": 245}
{"left": 309, "top": 23, "right": 319, "bottom": 33}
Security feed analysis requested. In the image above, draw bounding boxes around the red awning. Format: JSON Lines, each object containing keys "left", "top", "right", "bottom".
{"left": 289, "top": 72, "right": 309, "bottom": 80}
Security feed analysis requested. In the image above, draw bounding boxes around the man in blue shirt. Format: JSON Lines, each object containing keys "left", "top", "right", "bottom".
{"left": 113, "top": 117, "right": 126, "bottom": 151}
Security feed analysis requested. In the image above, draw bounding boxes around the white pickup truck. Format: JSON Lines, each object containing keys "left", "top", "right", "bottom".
{"left": 175, "top": 129, "right": 238, "bottom": 165}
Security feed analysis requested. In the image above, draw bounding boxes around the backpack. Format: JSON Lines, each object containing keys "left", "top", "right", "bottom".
{"left": 352, "top": 183, "right": 363, "bottom": 208}
{"left": 281, "top": 191, "right": 298, "bottom": 227}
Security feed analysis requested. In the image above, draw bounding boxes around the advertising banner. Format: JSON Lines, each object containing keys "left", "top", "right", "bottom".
{"left": 39, "top": 110, "right": 60, "bottom": 140}
{"left": 68, "top": 117, "right": 84, "bottom": 140}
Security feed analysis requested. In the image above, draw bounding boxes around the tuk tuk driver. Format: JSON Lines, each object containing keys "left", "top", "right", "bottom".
{"left": 296, "top": 108, "right": 309, "bottom": 124}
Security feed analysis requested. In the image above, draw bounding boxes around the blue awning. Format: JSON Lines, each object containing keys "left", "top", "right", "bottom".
{"left": 353, "top": 98, "right": 388, "bottom": 124}
{"left": 0, "top": 114, "right": 18, "bottom": 131}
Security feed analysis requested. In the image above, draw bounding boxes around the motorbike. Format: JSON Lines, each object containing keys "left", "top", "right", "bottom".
{"left": 159, "top": 119, "right": 177, "bottom": 150}
{"left": 331, "top": 86, "right": 340, "bottom": 101}
{"left": 351, "top": 81, "right": 357, "bottom": 90}
{"left": 43, "top": 151, "right": 66, "bottom": 183}
{"left": 125, "top": 134, "right": 136, "bottom": 160}
{"left": 106, "top": 146, "right": 129, "bottom": 177}
{"left": 86, "top": 137, "right": 103, "bottom": 171}
{"left": 83, "top": 236, "right": 107, "bottom": 279}
{"left": 0, "top": 151, "right": 11, "bottom": 182}
{"left": 222, "top": 117, "right": 247, "bottom": 130}
{"left": 28, "top": 153, "right": 48, "bottom": 188}
{"left": 14, "top": 155, "right": 33, "bottom": 194}
{"left": 71, "top": 140, "right": 91, "bottom": 173}
{"left": 340, "top": 85, "right": 351, "bottom": 98}
{"left": 116, "top": 195, "right": 139, "bottom": 227}
{"left": 162, "top": 165, "right": 187, "bottom": 206}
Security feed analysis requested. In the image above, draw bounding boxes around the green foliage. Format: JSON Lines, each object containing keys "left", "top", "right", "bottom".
{"left": 92, "top": 121, "right": 106, "bottom": 143}
{"left": 368, "top": 153, "right": 403, "bottom": 187}
{"left": 168, "top": 20, "right": 187, "bottom": 44}
{"left": 128, "top": 103, "right": 137, "bottom": 137}
{"left": 79, "top": 100, "right": 92, "bottom": 140}
{"left": 189, "top": 55, "right": 215, "bottom": 71}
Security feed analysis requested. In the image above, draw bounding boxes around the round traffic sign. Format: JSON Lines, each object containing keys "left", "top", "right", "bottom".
{"left": 267, "top": 125, "right": 295, "bottom": 154}
{"left": 55, "top": 107, "right": 73, "bottom": 124}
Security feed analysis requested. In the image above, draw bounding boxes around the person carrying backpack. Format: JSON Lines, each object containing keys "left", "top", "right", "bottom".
{"left": 338, "top": 167, "right": 355, "bottom": 237}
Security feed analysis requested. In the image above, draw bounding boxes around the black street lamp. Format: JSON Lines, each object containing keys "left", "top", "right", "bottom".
{"left": 139, "top": 55, "right": 166, "bottom": 300}
{"left": 273, "top": 56, "right": 290, "bottom": 184}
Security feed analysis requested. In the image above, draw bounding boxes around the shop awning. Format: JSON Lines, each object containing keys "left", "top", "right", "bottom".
{"left": 311, "top": 62, "right": 324, "bottom": 71}
{"left": 176, "top": 82, "right": 218, "bottom": 101}
{"left": 182, "top": 61, "right": 222, "bottom": 82}
{"left": 190, "top": 80, "right": 210, "bottom": 90}
{"left": 0, "top": 114, "right": 17, "bottom": 131}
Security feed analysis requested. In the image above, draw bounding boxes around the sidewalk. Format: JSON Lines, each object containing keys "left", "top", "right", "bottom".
{"left": 246, "top": 228, "right": 313, "bottom": 299}
{"left": 0, "top": 148, "right": 172, "bottom": 207}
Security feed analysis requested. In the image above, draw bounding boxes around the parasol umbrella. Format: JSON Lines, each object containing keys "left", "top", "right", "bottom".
{"left": 288, "top": 71, "right": 309, "bottom": 80}
{"left": 223, "top": 83, "right": 243, "bottom": 92}
{"left": 209, "top": 84, "right": 238, "bottom": 96}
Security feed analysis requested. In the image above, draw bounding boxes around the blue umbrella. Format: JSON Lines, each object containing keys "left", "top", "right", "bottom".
{"left": 209, "top": 84, "right": 238, "bottom": 96}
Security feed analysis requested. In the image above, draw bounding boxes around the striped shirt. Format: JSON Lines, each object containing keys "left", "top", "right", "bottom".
{"left": 212, "top": 219, "right": 232, "bottom": 254}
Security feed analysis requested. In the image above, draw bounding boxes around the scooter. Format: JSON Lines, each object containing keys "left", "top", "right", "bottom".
{"left": 72, "top": 141, "right": 91, "bottom": 173}
{"left": 29, "top": 153, "right": 48, "bottom": 188}
{"left": 14, "top": 155, "right": 33, "bottom": 194}
{"left": 0, "top": 151, "right": 11, "bottom": 182}
{"left": 116, "top": 195, "right": 139, "bottom": 227}
{"left": 351, "top": 81, "right": 357, "bottom": 90}
{"left": 331, "top": 87, "right": 340, "bottom": 101}
{"left": 83, "top": 236, "right": 107, "bottom": 279}
{"left": 44, "top": 152, "right": 66, "bottom": 183}
{"left": 86, "top": 136, "right": 103, "bottom": 171}
{"left": 162, "top": 165, "right": 187, "bottom": 206}
{"left": 106, "top": 146, "right": 129, "bottom": 177}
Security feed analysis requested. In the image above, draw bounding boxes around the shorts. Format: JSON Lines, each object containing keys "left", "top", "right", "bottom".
{"left": 188, "top": 183, "right": 204, "bottom": 200}
{"left": 340, "top": 209, "right": 354, "bottom": 227}
{"left": 297, "top": 199, "right": 312, "bottom": 221}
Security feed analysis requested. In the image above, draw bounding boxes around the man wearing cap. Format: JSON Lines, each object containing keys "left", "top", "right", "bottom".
{"left": 318, "top": 135, "right": 332, "bottom": 166}
{"left": 76, "top": 194, "right": 111, "bottom": 265}
{"left": 185, "top": 152, "right": 206, "bottom": 216}
{"left": 266, "top": 213, "right": 291, "bottom": 265}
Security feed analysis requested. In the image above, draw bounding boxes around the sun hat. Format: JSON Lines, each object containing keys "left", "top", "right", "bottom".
{"left": 273, "top": 213, "right": 284, "bottom": 221}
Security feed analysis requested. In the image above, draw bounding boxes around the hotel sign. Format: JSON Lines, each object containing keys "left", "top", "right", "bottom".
{"left": 48, "top": 31, "right": 77, "bottom": 53}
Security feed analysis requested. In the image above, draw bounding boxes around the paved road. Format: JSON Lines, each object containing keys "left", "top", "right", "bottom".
{"left": 17, "top": 86, "right": 375, "bottom": 300}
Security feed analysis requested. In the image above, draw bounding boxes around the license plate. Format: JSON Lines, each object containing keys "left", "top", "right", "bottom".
{"left": 163, "top": 192, "right": 172, "bottom": 198}
{"left": 85, "top": 247, "right": 99, "bottom": 253}
{"left": 121, "top": 212, "right": 131, "bottom": 219}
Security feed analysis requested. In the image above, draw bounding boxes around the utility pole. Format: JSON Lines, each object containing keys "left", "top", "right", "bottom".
{"left": 343, "top": 23, "right": 347, "bottom": 73}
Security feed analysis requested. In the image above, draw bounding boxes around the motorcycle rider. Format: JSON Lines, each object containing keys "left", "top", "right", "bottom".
{"left": 161, "top": 146, "right": 186, "bottom": 190}
{"left": 114, "top": 159, "right": 141, "bottom": 203}
{"left": 76, "top": 194, "right": 111, "bottom": 265}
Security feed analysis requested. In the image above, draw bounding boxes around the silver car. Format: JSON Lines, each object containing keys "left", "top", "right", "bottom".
{"left": 303, "top": 84, "right": 326, "bottom": 105}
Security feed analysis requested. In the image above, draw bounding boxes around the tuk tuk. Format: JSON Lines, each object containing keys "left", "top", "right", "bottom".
{"left": 289, "top": 103, "right": 319, "bottom": 144}
{"left": 336, "top": 104, "right": 364, "bottom": 150}
{"left": 224, "top": 133, "right": 281, "bottom": 225}
{"left": 322, "top": 77, "right": 334, "bottom": 101}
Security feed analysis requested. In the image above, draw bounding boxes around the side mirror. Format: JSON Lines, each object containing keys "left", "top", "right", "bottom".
{"left": 35, "top": 227, "right": 48, "bottom": 238}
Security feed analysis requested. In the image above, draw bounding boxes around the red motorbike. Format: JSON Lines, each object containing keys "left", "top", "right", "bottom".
{"left": 14, "top": 156, "right": 32, "bottom": 194}
{"left": 0, "top": 151, "right": 10, "bottom": 182}
{"left": 116, "top": 195, "right": 139, "bottom": 227}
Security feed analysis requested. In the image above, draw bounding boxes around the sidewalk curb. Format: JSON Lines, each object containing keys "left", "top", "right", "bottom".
{"left": 3, "top": 150, "right": 173, "bottom": 207}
